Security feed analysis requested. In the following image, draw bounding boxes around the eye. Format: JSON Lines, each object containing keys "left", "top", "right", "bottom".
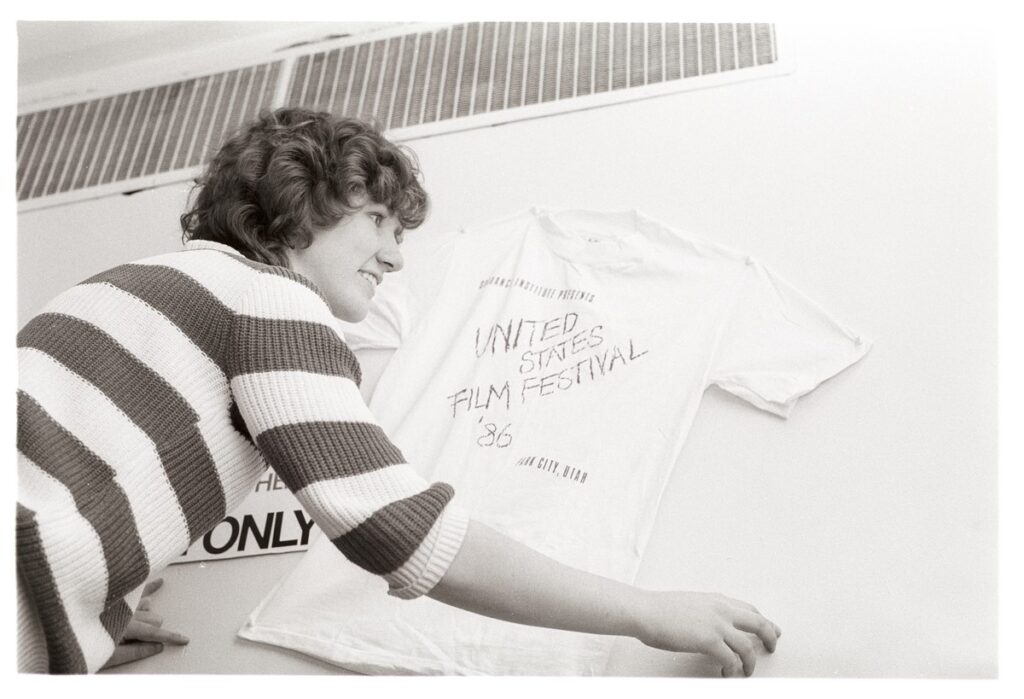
{"left": 394, "top": 229, "right": 405, "bottom": 245}
{"left": 369, "top": 212, "right": 384, "bottom": 226}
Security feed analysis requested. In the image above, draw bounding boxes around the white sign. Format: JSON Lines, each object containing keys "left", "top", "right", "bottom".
{"left": 173, "top": 470, "right": 320, "bottom": 564}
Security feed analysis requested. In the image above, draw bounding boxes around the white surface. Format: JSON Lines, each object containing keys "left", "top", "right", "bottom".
{"left": 17, "top": 22, "right": 997, "bottom": 676}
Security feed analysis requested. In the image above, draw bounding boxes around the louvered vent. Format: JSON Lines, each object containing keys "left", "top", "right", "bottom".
{"left": 17, "top": 61, "right": 282, "bottom": 203}
{"left": 285, "top": 23, "right": 777, "bottom": 129}
{"left": 17, "top": 23, "right": 779, "bottom": 208}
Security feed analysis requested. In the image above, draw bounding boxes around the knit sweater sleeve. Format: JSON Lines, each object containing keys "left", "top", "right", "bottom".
{"left": 226, "top": 270, "right": 468, "bottom": 599}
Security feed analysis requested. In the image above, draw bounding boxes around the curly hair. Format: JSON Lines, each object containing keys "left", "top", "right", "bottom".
{"left": 180, "top": 107, "right": 428, "bottom": 267}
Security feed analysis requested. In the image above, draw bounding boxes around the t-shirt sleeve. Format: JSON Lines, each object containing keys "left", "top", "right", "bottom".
{"left": 226, "top": 271, "right": 468, "bottom": 599}
{"left": 709, "top": 257, "right": 872, "bottom": 418}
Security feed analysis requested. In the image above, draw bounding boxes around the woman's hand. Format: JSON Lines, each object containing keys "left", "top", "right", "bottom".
{"left": 633, "top": 590, "right": 781, "bottom": 677}
{"left": 430, "top": 520, "right": 780, "bottom": 677}
{"left": 101, "top": 579, "right": 190, "bottom": 670}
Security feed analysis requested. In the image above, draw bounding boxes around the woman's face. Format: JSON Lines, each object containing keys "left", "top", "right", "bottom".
{"left": 286, "top": 196, "right": 405, "bottom": 322}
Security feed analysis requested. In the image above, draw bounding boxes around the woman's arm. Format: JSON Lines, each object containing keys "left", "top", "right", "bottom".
{"left": 227, "top": 271, "right": 469, "bottom": 600}
{"left": 428, "top": 519, "right": 780, "bottom": 678}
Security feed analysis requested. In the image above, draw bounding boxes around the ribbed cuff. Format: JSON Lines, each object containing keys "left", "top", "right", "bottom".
{"left": 386, "top": 504, "right": 470, "bottom": 600}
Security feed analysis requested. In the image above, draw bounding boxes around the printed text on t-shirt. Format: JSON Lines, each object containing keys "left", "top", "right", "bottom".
{"left": 445, "top": 311, "right": 649, "bottom": 463}
{"left": 479, "top": 275, "right": 596, "bottom": 303}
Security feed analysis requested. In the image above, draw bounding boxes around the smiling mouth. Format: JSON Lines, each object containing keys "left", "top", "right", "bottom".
{"left": 358, "top": 270, "right": 380, "bottom": 289}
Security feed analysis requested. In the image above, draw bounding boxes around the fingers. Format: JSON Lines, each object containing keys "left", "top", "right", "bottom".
{"left": 708, "top": 641, "right": 745, "bottom": 679}
{"left": 133, "top": 610, "right": 164, "bottom": 628}
{"left": 101, "top": 642, "right": 164, "bottom": 669}
{"left": 724, "top": 597, "right": 782, "bottom": 636}
{"left": 733, "top": 610, "right": 780, "bottom": 653}
{"left": 126, "top": 619, "right": 190, "bottom": 646}
{"left": 101, "top": 576, "right": 187, "bottom": 671}
{"left": 723, "top": 629, "right": 757, "bottom": 677}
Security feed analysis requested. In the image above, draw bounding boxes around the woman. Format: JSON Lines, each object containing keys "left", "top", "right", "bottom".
{"left": 17, "top": 107, "right": 779, "bottom": 676}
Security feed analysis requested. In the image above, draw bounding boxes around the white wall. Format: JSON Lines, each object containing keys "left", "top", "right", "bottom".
{"left": 17, "top": 23, "right": 997, "bottom": 677}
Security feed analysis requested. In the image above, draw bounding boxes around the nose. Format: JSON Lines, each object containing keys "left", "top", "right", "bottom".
{"left": 378, "top": 234, "right": 404, "bottom": 273}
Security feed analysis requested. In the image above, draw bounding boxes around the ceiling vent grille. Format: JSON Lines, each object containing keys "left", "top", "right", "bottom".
{"left": 285, "top": 23, "right": 779, "bottom": 133}
{"left": 17, "top": 23, "right": 782, "bottom": 210}
{"left": 17, "top": 61, "right": 282, "bottom": 204}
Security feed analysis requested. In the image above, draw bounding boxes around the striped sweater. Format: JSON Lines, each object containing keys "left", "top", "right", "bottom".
{"left": 16, "top": 239, "right": 469, "bottom": 673}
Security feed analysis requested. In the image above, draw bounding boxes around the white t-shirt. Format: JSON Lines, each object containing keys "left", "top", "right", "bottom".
{"left": 240, "top": 208, "right": 873, "bottom": 675}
